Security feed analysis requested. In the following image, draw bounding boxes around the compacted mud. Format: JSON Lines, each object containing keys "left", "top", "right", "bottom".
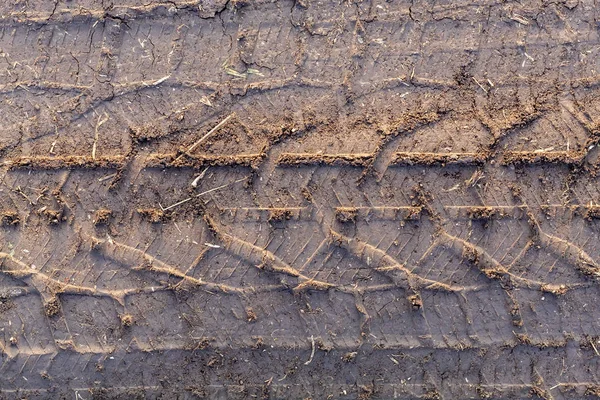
{"left": 1, "top": 0, "right": 600, "bottom": 399}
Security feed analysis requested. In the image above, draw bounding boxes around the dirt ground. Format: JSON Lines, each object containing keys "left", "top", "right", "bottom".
{"left": 1, "top": 0, "right": 600, "bottom": 398}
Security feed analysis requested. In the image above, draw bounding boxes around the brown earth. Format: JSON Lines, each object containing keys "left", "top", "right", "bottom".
{"left": 1, "top": 0, "right": 600, "bottom": 399}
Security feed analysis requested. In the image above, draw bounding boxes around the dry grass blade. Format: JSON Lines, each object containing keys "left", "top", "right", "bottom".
{"left": 92, "top": 113, "right": 109, "bottom": 160}
{"left": 162, "top": 175, "right": 249, "bottom": 211}
{"left": 175, "top": 113, "right": 235, "bottom": 162}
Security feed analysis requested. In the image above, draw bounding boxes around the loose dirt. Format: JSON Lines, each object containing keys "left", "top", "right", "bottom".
{"left": 0, "top": 0, "right": 600, "bottom": 399}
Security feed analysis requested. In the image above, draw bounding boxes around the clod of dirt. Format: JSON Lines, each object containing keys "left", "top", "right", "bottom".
{"left": 268, "top": 209, "right": 292, "bottom": 222}
{"left": 301, "top": 187, "right": 313, "bottom": 202}
{"left": 120, "top": 314, "right": 134, "bottom": 327}
{"left": 584, "top": 206, "right": 600, "bottom": 220}
{"left": 585, "top": 386, "right": 600, "bottom": 397}
{"left": 462, "top": 246, "right": 479, "bottom": 264}
{"left": 0, "top": 298, "right": 14, "bottom": 313}
{"left": 509, "top": 184, "right": 522, "bottom": 199}
{"left": 515, "top": 333, "right": 532, "bottom": 345}
{"left": 358, "top": 384, "right": 374, "bottom": 400}
{"left": 579, "top": 335, "right": 600, "bottom": 353}
{"left": 194, "top": 337, "right": 214, "bottom": 351}
{"left": 510, "top": 304, "right": 523, "bottom": 327}
{"left": 251, "top": 337, "right": 264, "bottom": 349}
{"left": 0, "top": 211, "right": 19, "bottom": 226}
{"left": 466, "top": 207, "right": 504, "bottom": 220}
{"left": 137, "top": 208, "right": 167, "bottom": 223}
{"left": 540, "top": 205, "right": 559, "bottom": 219}
{"left": 245, "top": 307, "right": 257, "bottom": 322}
{"left": 476, "top": 387, "right": 493, "bottom": 399}
{"left": 342, "top": 351, "right": 357, "bottom": 362}
{"left": 408, "top": 186, "right": 437, "bottom": 220}
{"left": 530, "top": 386, "right": 550, "bottom": 399}
{"left": 541, "top": 284, "right": 568, "bottom": 295}
{"left": 408, "top": 293, "right": 422, "bottom": 310}
{"left": 405, "top": 206, "right": 423, "bottom": 220}
{"left": 336, "top": 207, "right": 357, "bottom": 223}
{"left": 314, "top": 340, "right": 331, "bottom": 353}
{"left": 38, "top": 208, "right": 64, "bottom": 225}
{"left": 423, "top": 388, "right": 441, "bottom": 400}
{"left": 44, "top": 298, "right": 61, "bottom": 317}
{"left": 93, "top": 209, "right": 113, "bottom": 226}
